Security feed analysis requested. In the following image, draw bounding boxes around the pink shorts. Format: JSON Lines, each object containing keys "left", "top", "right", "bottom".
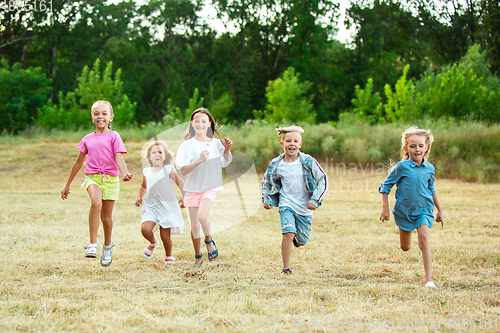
{"left": 183, "top": 191, "right": 217, "bottom": 207}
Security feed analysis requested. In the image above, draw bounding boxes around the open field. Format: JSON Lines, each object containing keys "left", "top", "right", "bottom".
{"left": 0, "top": 141, "right": 499, "bottom": 332}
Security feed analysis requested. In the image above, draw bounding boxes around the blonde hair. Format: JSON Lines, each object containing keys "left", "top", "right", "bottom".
{"left": 400, "top": 126, "right": 434, "bottom": 161}
{"left": 91, "top": 100, "right": 114, "bottom": 129}
{"left": 91, "top": 100, "right": 113, "bottom": 115}
{"left": 144, "top": 140, "right": 174, "bottom": 167}
{"left": 276, "top": 125, "right": 304, "bottom": 141}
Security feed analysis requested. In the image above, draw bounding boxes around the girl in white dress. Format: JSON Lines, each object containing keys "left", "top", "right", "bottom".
{"left": 136, "top": 141, "right": 185, "bottom": 264}
{"left": 176, "top": 108, "right": 233, "bottom": 267}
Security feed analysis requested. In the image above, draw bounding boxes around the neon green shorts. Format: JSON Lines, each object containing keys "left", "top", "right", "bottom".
{"left": 85, "top": 174, "right": 120, "bottom": 201}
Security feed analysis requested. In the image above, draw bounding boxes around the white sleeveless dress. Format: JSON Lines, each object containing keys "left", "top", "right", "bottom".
{"left": 141, "top": 165, "right": 183, "bottom": 234}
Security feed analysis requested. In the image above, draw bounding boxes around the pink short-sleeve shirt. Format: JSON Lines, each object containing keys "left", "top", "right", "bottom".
{"left": 77, "top": 131, "right": 127, "bottom": 177}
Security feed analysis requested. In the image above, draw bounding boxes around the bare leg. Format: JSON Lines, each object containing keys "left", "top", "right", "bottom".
{"left": 190, "top": 232, "right": 202, "bottom": 266}
{"left": 87, "top": 185, "right": 103, "bottom": 244}
{"left": 399, "top": 228, "right": 412, "bottom": 251}
{"left": 101, "top": 200, "right": 115, "bottom": 247}
{"left": 188, "top": 207, "right": 203, "bottom": 266}
{"left": 160, "top": 227, "right": 172, "bottom": 257}
{"left": 141, "top": 221, "right": 157, "bottom": 252}
{"left": 417, "top": 225, "right": 433, "bottom": 283}
{"left": 198, "top": 198, "right": 216, "bottom": 259}
{"left": 281, "top": 232, "right": 295, "bottom": 269}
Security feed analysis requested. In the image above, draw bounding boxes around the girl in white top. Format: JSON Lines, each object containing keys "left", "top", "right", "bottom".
{"left": 176, "top": 108, "right": 233, "bottom": 267}
{"left": 136, "top": 141, "right": 185, "bottom": 264}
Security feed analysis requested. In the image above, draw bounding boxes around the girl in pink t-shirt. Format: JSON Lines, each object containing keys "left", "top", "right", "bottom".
{"left": 61, "top": 100, "right": 133, "bottom": 267}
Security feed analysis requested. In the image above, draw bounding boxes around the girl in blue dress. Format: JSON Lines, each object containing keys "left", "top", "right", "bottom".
{"left": 379, "top": 126, "right": 443, "bottom": 288}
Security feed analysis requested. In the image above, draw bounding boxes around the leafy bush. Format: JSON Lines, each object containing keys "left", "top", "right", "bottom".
{"left": 256, "top": 67, "right": 315, "bottom": 124}
{"left": 0, "top": 60, "right": 51, "bottom": 133}
{"left": 413, "top": 44, "right": 500, "bottom": 123}
{"left": 347, "top": 78, "right": 384, "bottom": 124}
{"left": 4, "top": 119, "right": 500, "bottom": 182}
{"left": 210, "top": 92, "right": 234, "bottom": 124}
{"left": 384, "top": 65, "right": 416, "bottom": 122}
{"left": 344, "top": 45, "right": 500, "bottom": 124}
{"left": 37, "top": 59, "right": 136, "bottom": 130}
{"left": 226, "top": 119, "right": 500, "bottom": 182}
{"left": 416, "top": 65, "right": 490, "bottom": 120}
{"left": 171, "top": 88, "right": 204, "bottom": 123}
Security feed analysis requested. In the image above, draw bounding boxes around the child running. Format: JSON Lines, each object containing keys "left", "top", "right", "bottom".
{"left": 135, "top": 140, "right": 185, "bottom": 264}
{"left": 175, "top": 108, "right": 233, "bottom": 268}
{"left": 261, "top": 125, "right": 328, "bottom": 275}
{"left": 379, "top": 126, "right": 443, "bottom": 288}
{"left": 61, "top": 100, "right": 133, "bottom": 267}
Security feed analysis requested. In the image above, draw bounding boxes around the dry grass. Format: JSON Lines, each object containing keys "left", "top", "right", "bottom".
{"left": 0, "top": 142, "right": 499, "bottom": 332}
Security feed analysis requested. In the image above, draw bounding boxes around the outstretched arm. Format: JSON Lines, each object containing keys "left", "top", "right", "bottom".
{"left": 380, "top": 193, "right": 390, "bottom": 221}
{"left": 433, "top": 193, "right": 443, "bottom": 227}
{"left": 115, "top": 152, "right": 133, "bottom": 181}
{"left": 61, "top": 152, "right": 86, "bottom": 200}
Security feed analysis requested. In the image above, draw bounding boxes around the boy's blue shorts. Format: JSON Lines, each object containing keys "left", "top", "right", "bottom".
{"left": 279, "top": 207, "right": 312, "bottom": 245}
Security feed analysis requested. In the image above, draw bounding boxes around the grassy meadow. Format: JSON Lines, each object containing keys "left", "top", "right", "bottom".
{"left": 0, "top": 137, "right": 499, "bottom": 332}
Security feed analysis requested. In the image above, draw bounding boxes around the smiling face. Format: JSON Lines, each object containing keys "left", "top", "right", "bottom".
{"left": 280, "top": 131, "right": 302, "bottom": 161}
{"left": 91, "top": 103, "right": 113, "bottom": 132}
{"left": 148, "top": 144, "right": 166, "bottom": 167}
{"left": 191, "top": 112, "right": 211, "bottom": 137}
{"left": 404, "top": 134, "right": 429, "bottom": 165}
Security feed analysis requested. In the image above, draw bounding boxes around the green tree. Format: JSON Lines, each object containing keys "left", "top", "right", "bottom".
{"left": 456, "top": 44, "right": 499, "bottom": 91}
{"left": 172, "top": 88, "right": 205, "bottom": 122}
{"left": 349, "top": 78, "right": 384, "bottom": 124}
{"left": 347, "top": 0, "right": 427, "bottom": 91}
{"left": 210, "top": 92, "right": 234, "bottom": 124}
{"left": 260, "top": 67, "right": 315, "bottom": 124}
{"left": 384, "top": 64, "right": 416, "bottom": 122}
{"left": 9, "top": 0, "right": 136, "bottom": 101}
{"left": 0, "top": 60, "right": 51, "bottom": 133}
{"left": 127, "top": 0, "right": 207, "bottom": 123}
{"left": 415, "top": 65, "right": 488, "bottom": 120}
{"left": 481, "top": 0, "right": 500, "bottom": 74}
{"left": 37, "top": 59, "right": 136, "bottom": 129}
{"left": 211, "top": 0, "right": 340, "bottom": 122}
{"left": 413, "top": 44, "right": 500, "bottom": 122}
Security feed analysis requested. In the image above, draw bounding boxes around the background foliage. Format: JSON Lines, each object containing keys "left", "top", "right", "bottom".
{"left": 1, "top": 0, "right": 499, "bottom": 181}
{"left": 1, "top": 0, "right": 500, "bottom": 133}
{"left": 3, "top": 118, "right": 499, "bottom": 182}
{"left": 0, "top": 60, "right": 51, "bottom": 133}
{"left": 36, "top": 59, "right": 136, "bottom": 130}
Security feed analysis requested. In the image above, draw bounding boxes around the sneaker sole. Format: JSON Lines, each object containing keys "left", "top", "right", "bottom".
{"left": 85, "top": 254, "right": 97, "bottom": 258}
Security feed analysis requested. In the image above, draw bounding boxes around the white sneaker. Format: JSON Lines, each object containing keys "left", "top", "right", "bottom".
{"left": 425, "top": 281, "right": 437, "bottom": 288}
{"left": 84, "top": 243, "right": 98, "bottom": 258}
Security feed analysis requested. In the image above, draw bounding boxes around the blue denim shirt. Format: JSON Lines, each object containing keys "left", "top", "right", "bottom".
{"left": 261, "top": 151, "right": 328, "bottom": 208}
{"left": 379, "top": 159, "right": 436, "bottom": 231}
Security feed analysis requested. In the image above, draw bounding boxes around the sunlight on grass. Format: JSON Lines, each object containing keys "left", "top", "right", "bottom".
{"left": 0, "top": 141, "right": 499, "bottom": 332}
